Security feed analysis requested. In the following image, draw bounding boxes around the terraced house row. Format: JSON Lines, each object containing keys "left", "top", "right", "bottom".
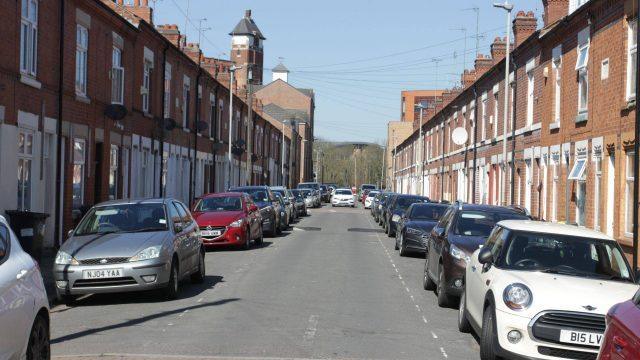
{"left": 0, "top": 0, "right": 314, "bottom": 249}
{"left": 388, "top": 0, "right": 638, "bottom": 258}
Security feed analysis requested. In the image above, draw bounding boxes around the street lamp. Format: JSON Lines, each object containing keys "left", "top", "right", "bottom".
{"left": 415, "top": 103, "right": 427, "bottom": 196}
{"left": 494, "top": 0, "right": 513, "bottom": 206}
{"left": 226, "top": 64, "right": 242, "bottom": 191}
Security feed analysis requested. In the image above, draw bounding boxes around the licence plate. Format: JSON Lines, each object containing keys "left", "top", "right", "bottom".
{"left": 559, "top": 330, "right": 603, "bottom": 346}
{"left": 201, "top": 230, "right": 222, "bottom": 237}
{"left": 83, "top": 268, "right": 123, "bottom": 279}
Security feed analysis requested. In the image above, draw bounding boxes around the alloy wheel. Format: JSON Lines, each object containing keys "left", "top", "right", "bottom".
{"left": 27, "top": 315, "right": 50, "bottom": 360}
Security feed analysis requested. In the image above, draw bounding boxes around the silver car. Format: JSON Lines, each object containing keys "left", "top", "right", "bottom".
{"left": 54, "top": 199, "right": 205, "bottom": 303}
{"left": 0, "top": 215, "right": 50, "bottom": 360}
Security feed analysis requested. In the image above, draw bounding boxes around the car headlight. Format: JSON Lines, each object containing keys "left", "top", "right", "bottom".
{"left": 129, "top": 245, "right": 162, "bottom": 262}
{"left": 55, "top": 251, "right": 79, "bottom": 265}
{"left": 378, "top": 204, "right": 382, "bottom": 209}
{"left": 406, "top": 227, "right": 423, "bottom": 235}
{"left": 229, "top": 219, "right": 244, "bottom": 228}
{"left": 449, "top": 244, "right": 471, "bottom": 264}
{"left": 391, "top": 214, "right": 401, "bottom": 223}
{"left": 503, "top": 283, "right": 533, "bottom": 311}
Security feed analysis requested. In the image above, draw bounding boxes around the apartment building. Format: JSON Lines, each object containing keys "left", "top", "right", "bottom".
{"left": 0, "top": 0, "right": 302, "bottom": 249}
{"left": 390, "top": 0, "right": 638, "bottom": 260}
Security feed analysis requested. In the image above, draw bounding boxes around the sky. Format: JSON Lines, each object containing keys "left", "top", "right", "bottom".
{"left": 153, "top": 0, "right": 543, "bottom": 143}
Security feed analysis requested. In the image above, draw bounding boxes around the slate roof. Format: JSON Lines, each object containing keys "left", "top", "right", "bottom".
{"left": 229, "top": 14, "right": 266, "bottom": 40}
{"left": 262, "top": 103, "right": 309, "bottom": 123}
{"left": 272, "top": 63, "right": 289, "bottom": 73}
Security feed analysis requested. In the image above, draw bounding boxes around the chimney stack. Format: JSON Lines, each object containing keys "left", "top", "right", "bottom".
{"left": 512, "top": 11, "right": 537, "bottom": 47}
{"left": 461, "top": 69, "right": 476, "bottom": 89}
{"left": 183, "top": 42, "right": 201, "bottom": 64}
{"left": 490, "top": 37, "right": 508, "bottom": 63}
{"left": 103, "top": 0, "right": 153, "bottom": 25}
{"left": 542, "top": 0, "right": 568, "bottom": 28}
{"left": 157, "top": 24, "right": 183, "bottom": 48}
{"left": 474, "top": 54, "right": 493, "bottom": 78}
{"left": 245, "top": 10, "right": 252, "bottom": 18}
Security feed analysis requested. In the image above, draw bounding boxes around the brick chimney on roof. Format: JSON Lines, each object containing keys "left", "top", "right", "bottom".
{"left": 542, "top": 0, "right": 568, "bottom": 28}
{"left": 105, "top": 0, "right": 154, "bottom": 25}
{"left": 183, "top": 42, "right": 202, "bottom": 64}
{"left": 474, "top": 54, "right": 493, "bottom": 78}
{"left": 157, "top": 24, "right": 183, "bottom": 48}
{"left": 512, "top": 11, "right": 537, "bottom": 47}
{"left": 491, "top": 37, "right": 507, "bottom": 63}
{"left": 461, "top": 69, "right": 476, "bottom": 89}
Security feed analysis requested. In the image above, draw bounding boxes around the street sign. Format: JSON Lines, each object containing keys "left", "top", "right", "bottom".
{"left": 452, "top": 127, "right": 469, "bottom": 145}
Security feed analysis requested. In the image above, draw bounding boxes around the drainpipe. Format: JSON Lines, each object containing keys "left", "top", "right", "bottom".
{"left": 510, "top": 61, "right": 518, "bottom": 206}
{"left": 472, "top": 86, "right": 479, "bottom": 204}
{"left": 190, "top": 67, "right": 201, "bottom": 205}
{"left": 441, "top": 112, "right": 446, "bottom": 202}
{"left": 54, "top": 0, "right": 65, "bottom": 247}
{"left": 633, "top": 14, "right": 640, "bottom": 270}
{"left": 159, "top": 45, "right": 168, "bottom": 197}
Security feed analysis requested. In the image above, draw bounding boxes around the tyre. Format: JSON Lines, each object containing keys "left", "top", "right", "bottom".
{"left": 255, "top": 228, "right": 264, "bottom": 246}
{"left": 458, "top": 289, "right": 472, "bottom": 333}
{"left": 480, "top": 304, "right": 498, "bottom": 360}
{"left": 26, "top": 314, "right": 50, "bottom": 360}
{"left": 423, "top": 256, "right": 436, "bottom": 290}
{"left": 437, "top": 263, "right": 452, "bottom": 307}
{"left": 399, "top": 233, "right": 407, "bottom": 257}
{"left": 163, "top": 259, "right": 179, "bottom": 300}
{"left": 275, "top": 217, "right": 282, "bottom": 235}
{"left": 191, "top": 249, "right": 205, "bottom": 283}
{"left": 242, "top": 229, "right": 251, "bottom": 250}
{"left": 394, "top": 234, "right": 399, "bottom": 250}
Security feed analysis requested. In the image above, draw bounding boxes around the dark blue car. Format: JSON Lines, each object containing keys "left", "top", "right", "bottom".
{"left": 395, "top": 203, "right": 449, "bottom": 256}
{"left": 384, "top": 194, "right": 429, "bottom": 237}
{"left": 229, "top": 186, "right": 282, "bottom": 237}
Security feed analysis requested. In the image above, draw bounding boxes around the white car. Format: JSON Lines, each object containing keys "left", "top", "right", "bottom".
{"left": 458, "top": 220, "right": 639, "bottom": 360}
{"left": 0, "top": 215, "right": 50, "bottom": 359}
{"left": 331, "top": 188, "right": 355, "bottom": 207}
{"left": 364, "top": 191, "right": 379, "bottom": 209}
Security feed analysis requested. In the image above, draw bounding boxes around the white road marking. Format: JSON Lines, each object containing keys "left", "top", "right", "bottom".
{"left": 398, "top": 274, "right": 402, "bottom": 280}
{"left": 409, "top": 295, "right": 414, "bottom": 301}
{"left": 422, "top": 316, "right": 428, "bottom": 324}
{"left": 440, "top": 347, "right": 448, "bottom": 358}
{"left": 304, "top": 315, "right": 319, "bottom": 340}
{"left": 415, "top": 304, "right": 421, "bottom": 311}
{"left": 431, "top": 331, "right": 438, "bottom": 339}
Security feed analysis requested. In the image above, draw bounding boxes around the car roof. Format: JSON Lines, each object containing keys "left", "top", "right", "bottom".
{"left": 230, "top": 186, "right": 269, "bottom": 190}
{"left": 270, "top": 186, "right": 286, "bottom": 190}
{"left": 335, "top": 188, "right": 352, "bottom": 191}
{"left": 94, "top": 198, "right": 169, "bottom": 207}
{"left": 457, "top": 203, "right": 522, "bottom": 212}
{"left": 498, "top": 220, "right": 614, "bottom": 241}
{"left": 201, "top": 192, "right": 243, "bottom": 198}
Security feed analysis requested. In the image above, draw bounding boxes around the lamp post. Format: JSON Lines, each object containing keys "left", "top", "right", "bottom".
{"left": 415, "top": 103, "right": 427, "bottom": 195}
{"left": 226, "top": 65, "right": 242, "bottom": 191}
{"left": 494, "top": 1, "right": 513, "bottom": 206}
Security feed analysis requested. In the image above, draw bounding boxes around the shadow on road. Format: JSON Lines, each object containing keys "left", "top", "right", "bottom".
{"left": 205, "top": 241, "right": 274, "bottom": 252}
{"left": 51, "top": 297, "right": 240, "bottom": 344}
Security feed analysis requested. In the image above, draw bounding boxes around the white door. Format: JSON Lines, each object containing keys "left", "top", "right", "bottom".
{"left": 606, "top": 154, "right": 615, "bottom": 236}
{"left": 525, "top": 160, "right": 532, "bottom": 212}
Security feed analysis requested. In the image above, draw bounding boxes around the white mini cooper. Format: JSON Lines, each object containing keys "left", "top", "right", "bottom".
{"left": 458, "top": 220, "right": 639, "bottom": 360}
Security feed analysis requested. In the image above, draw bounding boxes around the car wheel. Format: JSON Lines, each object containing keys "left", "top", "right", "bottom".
{"left": 191, "top": 249, "right": 205, "bottom": 283}
{"left": 163, "top": 259, "right": 179, "bottom": 300}
{"left": 423, "top": 256, "right": 436, "bottom": 290}
{"left": 437, "top": 263, "right": 452, "bottom": 307}
{"left": 480, "top": 304, "right": 499, "bottom": 360}
{"left": 242, "top": 229, "right": 251, "bottom": 250}
{"left": 458, "top": 289, "right": 472, "bottom": 333}
{"left": 394, "top": 233, "right": 399, "bottom": 250}
{"left": 399, "top": 233, "right": 407, "bottom": 257}
{"left": 255, "top": 227, "right": 264, "bottom": 246}
{"left": 26, "top": 314, "right": 50, "bottom": 360}
{"left": 275, "top": 216, "right": 282, "bottom": 235}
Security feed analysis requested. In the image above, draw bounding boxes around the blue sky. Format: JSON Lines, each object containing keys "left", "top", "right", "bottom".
{"left": 153, "top": 0, "right": 542, "bottom": 143}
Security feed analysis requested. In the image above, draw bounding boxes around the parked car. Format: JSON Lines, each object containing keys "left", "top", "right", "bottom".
{"left": 331, "top": 188, "right": 356, "bottom": 207}
{"left": 384, "top": 194, "right": 429, "bottom": 237}
{"left": 0, "top": 215, "right": 50, "bottom": 359}
{"left": 598, "top": 288, "right": 640, "bottom": 360}
{"left": 274, "top": 193, "right": 290, "bottom": 230}
{"left": 290, "top": 189, "right": 309, "bottom": 216}
{"left": 424, "top": 204, "right": 529, "bottom": 306}
{"left": 359, "top": 183, "right": 376, "bottom": 198}
{"left": 192, "top": 192, "right": 263, "bottom": 250}
{"left": 55, "top": 199, "right": 206, "bottom": 303}
{"left": 459, "top": 220, "right": 639, "bottom": 360}
{"left": 364, "top": 190, "right": 379, "bottom": 209}
{"left": 271, "top": 186, "right": 297, "bottom": 222}
{"left": 360, "top": 189, "right": 372, "bottom": 205}
{"left": 373, "top": 192, "right": 393, "bottom": 223}
{"left": 300, "top": 189, "right": 315, "bottom": 209}
{"left": 320, "top": 185, "right": 331, "bottom": 203}
{"left": 394, "top": 202, "right": 449, "bottom": 256}
{"left": 229, "top": 186, "right": 282, "bottom": 236}
{"left": 379, "top": 193, "right": 398, "bottom": 226}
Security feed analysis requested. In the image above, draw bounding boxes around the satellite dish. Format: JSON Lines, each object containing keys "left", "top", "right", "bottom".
{"left": 451, "top": 127, "right": 469, "bottom": 146}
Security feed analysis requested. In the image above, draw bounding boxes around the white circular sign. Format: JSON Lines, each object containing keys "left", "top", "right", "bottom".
{"left": 451, "top": 127, "right": 469, "bottom": 146}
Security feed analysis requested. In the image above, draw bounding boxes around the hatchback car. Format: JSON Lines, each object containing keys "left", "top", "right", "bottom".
{"left": 229, "top": 186, "right": 281, "bottom": 236}
{"left": 290, "top": 189, "right": 308, "bottom": 216}
{"left": 459, "top": 221, "right": 639, "bottom": 360}
{"left": 271, "top": 186, "right": 297, "bottom": 223}
{"left": 192, "top": 192, "right": 263, "bottom": 249}
{"left": 373, "top": 192, "right": 394, "bottom": 224}
{"left": 274, "top": 193, "right": 290, "bottom": 229}
{"left": 424, "top": 204, "right": 529, "bottom": 306}
{"left": 0, "top": 215, "right": 50, "bottom": 360}
{"left": 384, "top": 194, "right": 429, "bottom": 237}
{"left": 598, "top": 288, "right": 640, "bottom": 360}
{"left": 300, "top": 189, "right": 315, "bottom": 209}
{"left": 364, "top": 190, "right": 379, "bottom": 209}
{"left": 395, "top": 202, "right": 449, "bottom": 256}
{"left": 54, "top": 199, "right": 205, "bottom": 303}
{"left": 332, "top": 188, "right": 355, "bottom": 207}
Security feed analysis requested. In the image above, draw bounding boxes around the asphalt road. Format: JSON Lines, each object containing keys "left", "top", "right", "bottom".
{"left": 51, "top": 204, "right": 480, "bottom": 360}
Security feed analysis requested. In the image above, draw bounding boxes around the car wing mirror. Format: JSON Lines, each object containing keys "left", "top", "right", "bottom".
{"left": 433, "top": 227, "right": 445, "bottom": 238}
{"left": 67, "top": 229, "right": 74, "bottom": 238}
{"left": 478, "top": 247, "right": 493, "bottom": 265}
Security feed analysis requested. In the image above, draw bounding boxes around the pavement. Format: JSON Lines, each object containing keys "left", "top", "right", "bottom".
{"left": 50, "top": 204, "right": 480, "bottom": 360}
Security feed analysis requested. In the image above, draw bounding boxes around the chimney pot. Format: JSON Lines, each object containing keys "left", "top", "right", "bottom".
{"left": 245, "top": 10, "right": 251, "bottom": 18}
{"left": 512, "top": 10, "right": 538, "bottom": 47}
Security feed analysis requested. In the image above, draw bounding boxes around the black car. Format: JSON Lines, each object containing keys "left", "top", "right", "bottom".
{"left": 395, "top": 203, "right": 449, "bottom": 256}
{"left": 384, "top": 194, "right": 429, "bottom": 237}
{"left": 423, "top": 204, "right": 530, "bottom": 306}
{"left": 375, "top": 192, "right": 396, "bottom": 225}
{"left": 229, "top": 186, "right": 282, "bottom": 237}
{"left": 320, "top": 185, "right": 330, "bottom": 203}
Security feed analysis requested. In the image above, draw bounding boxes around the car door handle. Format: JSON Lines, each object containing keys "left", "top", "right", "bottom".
{"left": 16, "top": 269, "right": 28, "bottom": 280}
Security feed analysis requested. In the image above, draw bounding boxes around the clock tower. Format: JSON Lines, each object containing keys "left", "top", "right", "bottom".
{"left": 229, "top": 10, "right": 265, "bottom": 91}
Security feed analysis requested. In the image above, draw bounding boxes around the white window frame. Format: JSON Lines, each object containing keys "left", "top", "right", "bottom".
{"left": 182, "top": 79, "right": 191, "bottom": 129}
{"left": 553, "top": 56, "right": 562, "bottom": 125}
{"left": 109, "top": 145, "right": 119, "bottom": 200}
{"left": 72, "top": 138, "right": 86, "bottom": 209}
{"left": 526, "top": 70, "right": 534, "bottom": 127}
{"left": 20, "top": 0, "right": 38, "bottom": 76}
{"left": 625, "top": 151, "right": 635, "bottom": 236}
{"left": 75, "top": 25, "right": 88, "bottom": 96}
{"left": 17, "top": 129, "right": 34, "bottom": 211}
{"left": 481, "top": 97, "right": 487, "bottom": 141}
{"left": 163, "top": 62, "right": 172, "bottom": 118}
{"left": 493, "top": 92, "right": 499, "bottom": 139}
{"left": 594, "top": 156, "right": 602, "bottom": 230}
{"left": 142, "top": 60, "right": 152, "bottom": 113}
{"left": 576, "top": 28, "right": 590, "bottom": 114}
{"left": 627, "top": 19, "right": 637, "bottom": 101}
{"left": 551, "top": 160, "right": 559, "bottom": 222}
{"left": 111, "top": 46, "right": 124, "bottom": 104}
{"left": 568, "top": 158, "right": 587, "bottom": 180}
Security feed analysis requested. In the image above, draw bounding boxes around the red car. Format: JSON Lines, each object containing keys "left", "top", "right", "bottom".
{"left": 598, "top": 289, "right": 640, "bottom": 360}
{"left": 192, "top": 192, "right": 263, "bottom": 249}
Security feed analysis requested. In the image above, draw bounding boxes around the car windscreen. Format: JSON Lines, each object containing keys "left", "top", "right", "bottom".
{"left": 335, "top": 190, "right": 352, "bottom": 195}
{"left": 298, "top": 183, "right": 318, "bottom": 190}
{"left": 361, "top": 184, "right": 376, "bottom": 190}
{"left": 453, "top": 211, "right": 527, "bottom": 237}
{"left": 291, "top": 190, "right": 303, "bottom": 198}
{"left": 271, "top": 189, "right": 286, "bottom": 197}
{"left": 300, "top": 189, "right": 312, "bottom": 197}
{"left": 367, "top": 191, "right": 380, "bottom": 198}
{"left": 75, "top": 203, "right": 168, "bottom": 235}
{"left": 195, "top": 197, "right": 242, "bottom": 212}
{"left": 240, "top": 189, "right": 269, "bottom": 203}
{"left": 500, "top": 231, "right": 634, "bottom": 283}
{"left": 410, "top": 204, "right": 448, "bottom": 220}
{"left": 394, "top": 197, "right": 428, "bottom": 211}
